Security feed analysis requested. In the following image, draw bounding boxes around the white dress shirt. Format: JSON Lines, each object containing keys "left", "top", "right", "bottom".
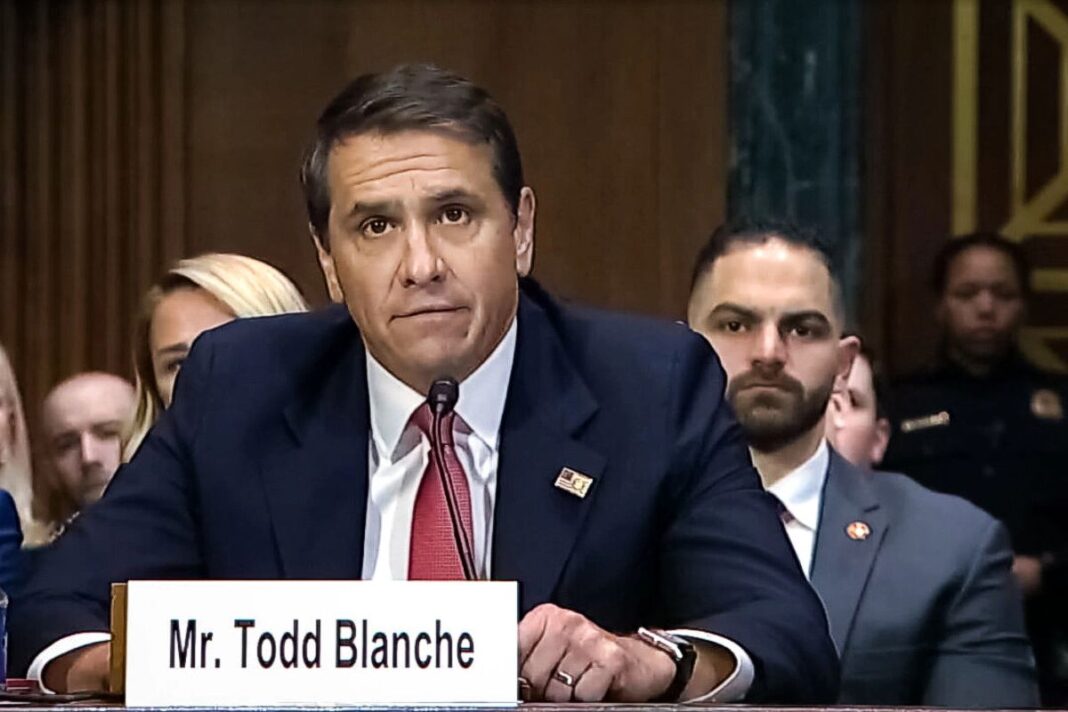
{"left": 361, "top": 318, "right": 517, "bottom": 580}
{"left": 766, "top": 440, "right": 829, "bottom": 578}
{"left": 31, "top": 314, "right": 754, "bottom": 701}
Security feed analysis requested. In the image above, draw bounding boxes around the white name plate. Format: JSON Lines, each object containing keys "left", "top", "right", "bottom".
{"left": 124, "top": 580, "right": 518, "bottom": 707}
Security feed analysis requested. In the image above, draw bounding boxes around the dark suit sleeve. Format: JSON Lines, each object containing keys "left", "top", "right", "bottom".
{"left": 8, "top": 338, "right": 214, "bottom": 675}
{"left": 0, "top": 490, "right": 24, "bottom": 595}
{"left": 921, "top": 519, "right": 1039, "bottom": 707}
{"left": 659, "top": 332, "right": 839, "bottom": 703}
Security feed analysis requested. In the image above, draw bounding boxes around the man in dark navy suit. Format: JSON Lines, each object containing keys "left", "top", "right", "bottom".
{"left": 11, "top": 65, "right": 837, "bottom": 703}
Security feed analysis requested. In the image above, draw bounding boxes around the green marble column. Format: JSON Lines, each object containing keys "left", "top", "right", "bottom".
{"left": 728, "top": 0, "right": 864, "bottom": 323}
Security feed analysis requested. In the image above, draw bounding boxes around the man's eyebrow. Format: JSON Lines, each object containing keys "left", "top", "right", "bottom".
{"left": 346, "top": 200, "right": 400, "bottom": 219}
{"left": 427, "top": 188, "right": 480, "bottom": 204}
{"left": 708, "top": 302, "right": 761, "bottom": 320}
{"left": 780, "top": 310, "right": 833, "bottom": 328}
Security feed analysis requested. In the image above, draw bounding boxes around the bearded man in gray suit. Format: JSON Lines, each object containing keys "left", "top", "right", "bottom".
{"left": 687, "top": 219, "right": 1038, "bottom": 707}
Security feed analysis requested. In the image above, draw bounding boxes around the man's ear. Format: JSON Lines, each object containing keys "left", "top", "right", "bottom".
{"left": 310, "top": 226, "right": 344, "bottom": 303}
{"left": 513, "top": 187, "right": 536, "bottom": 277}
{"left": 835, "top": 334, "right": 861, "bottom": 391}
{"left": 871, "top": 417, "right": 891, "bottom": 466}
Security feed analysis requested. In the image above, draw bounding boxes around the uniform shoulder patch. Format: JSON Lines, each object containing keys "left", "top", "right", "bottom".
{"left": 900, "top": 410, "right": 951, "bottom": 433}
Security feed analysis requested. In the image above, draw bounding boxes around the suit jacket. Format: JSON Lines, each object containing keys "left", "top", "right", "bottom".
{"left": 11, "top": 286, "right": 838, "bottom": 702}
{"left": 813, "top": 450, "right": 1037, "bottom": 707}
{"left": 0, "top": 489, "right": 23, "bottom": 595}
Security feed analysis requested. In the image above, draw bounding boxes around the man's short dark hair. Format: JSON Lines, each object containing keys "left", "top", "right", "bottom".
{"left": 689, "top": 218, "right": 844, "bottom": 320}
{"left": 300, "top": 64, "right": 524, "bottom": 246}
{"left": 931, "top": 232, "right": 1031, "bottom": 299}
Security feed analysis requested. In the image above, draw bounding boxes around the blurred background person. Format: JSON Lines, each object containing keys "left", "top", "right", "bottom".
{"left": 0, "top": 343, "right": 47, "bottom": 552}
{"left": 34, "top": 373, "right": 134, "bottom": 539}
{"left": 825, "top": 342, "right": 891, "bottom": 470}
{"left": 882, "top": 232, "right": 1068, "bottom": 703}
{"left": 123, "top": 253, "right": 308, "bottom": 460}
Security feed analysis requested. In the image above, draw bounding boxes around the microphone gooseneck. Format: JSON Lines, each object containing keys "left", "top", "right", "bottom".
{"left": 427, "top": 377, "right": 477, "bottom": 580}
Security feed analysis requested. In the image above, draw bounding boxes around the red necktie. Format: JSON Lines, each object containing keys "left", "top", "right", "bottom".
{"left": 408, "top": 404, "right": 475, "bottom": 580}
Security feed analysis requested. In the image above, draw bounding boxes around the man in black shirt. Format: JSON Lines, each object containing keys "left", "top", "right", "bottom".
{"left": 883, "top": 231, "right": 1068, "bottom": 703}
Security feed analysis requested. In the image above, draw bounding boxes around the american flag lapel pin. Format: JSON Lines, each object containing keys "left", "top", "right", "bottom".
{"left": 554, "top": 467, "right": 594, "bottom": 499}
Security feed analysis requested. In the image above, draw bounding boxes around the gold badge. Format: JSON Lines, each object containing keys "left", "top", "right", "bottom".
{"left": 1031, "top": 389, "right": 1064, "bottom": 421}
{"left": 554, "top": 468, "right": 594, "bottom": 499}
{"left": 846, "top": 521, "right": 871, "bottom": 541}
{"left": 900, "top": 411, "right": 951, "bottom": 433}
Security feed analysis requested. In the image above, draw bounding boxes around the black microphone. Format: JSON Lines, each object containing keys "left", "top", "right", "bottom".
{"left": 428, "top": 377, "right": 459, "bottom": 416}
{"left": 427, "top": 377, "right": 477, "bottom": 580}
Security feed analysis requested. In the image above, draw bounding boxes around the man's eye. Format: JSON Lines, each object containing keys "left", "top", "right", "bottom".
{"left": 439, "top": 206, "right": 469, "bottom": 225}
{"left": 791, "top": 326, "right": 812, "bottom": 338}
{"left": 718, "top": 320, "right": 745, "bottom": 333}
{"left": 360, "top": 218, "right": 393, "bottom": 237}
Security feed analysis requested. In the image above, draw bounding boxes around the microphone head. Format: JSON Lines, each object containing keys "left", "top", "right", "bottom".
{"left": 428, "top": 377, "right": 459, "bottom": 415}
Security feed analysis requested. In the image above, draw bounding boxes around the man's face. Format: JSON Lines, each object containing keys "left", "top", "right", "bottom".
{"left": 825, "top": 353, "right": 890, "bottom": 469}
{"left": 688, "top": 239, "right": 857, "bottom": 452}
{"left": 314, "top": 130, "right": 535, "bottom": 393}
{"left": 41, "top": 375, "right": 134, "bottom": 507}
{"left": 938, "top": 245, "right": 1025, "bottom": 365}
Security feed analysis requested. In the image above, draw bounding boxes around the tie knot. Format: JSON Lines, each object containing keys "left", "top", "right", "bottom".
{"left": 410, "top": 403, "right": 456, "bottom": 442}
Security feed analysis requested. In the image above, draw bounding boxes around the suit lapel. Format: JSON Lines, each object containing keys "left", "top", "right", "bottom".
{"left": 493, "top": 295, "right": 605, "bottom": 614}
{"left": 258, "top": 306, "right": 369, "bottom": 579}
{"left": 810, "top": 450, "right": 887, "bottom": 655}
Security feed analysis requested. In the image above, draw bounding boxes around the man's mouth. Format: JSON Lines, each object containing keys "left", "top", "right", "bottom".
{"left": 394, "top": 305, "right": 467, "bottom": 320}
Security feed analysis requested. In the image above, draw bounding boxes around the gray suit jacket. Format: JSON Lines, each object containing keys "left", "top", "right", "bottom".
{"left": 812, "top": 450, "right": 1038, "bottom": 707}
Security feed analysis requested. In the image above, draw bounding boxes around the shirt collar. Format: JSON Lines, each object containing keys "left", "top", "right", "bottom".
{"left": 365, "top": 317, "right": 518, "bottom": 461}
{"left": 767, "top": 439, "right": 829, "bottom": 531}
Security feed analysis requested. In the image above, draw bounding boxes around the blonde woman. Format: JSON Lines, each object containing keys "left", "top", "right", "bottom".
{"left": 123, "top": 253, "right": 308, "bottom": 460}
{"left": 0, "top": 344, "right": 50, "bottom": 547}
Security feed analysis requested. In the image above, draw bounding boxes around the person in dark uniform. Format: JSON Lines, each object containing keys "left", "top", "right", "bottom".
{"left": 882, "top": 231, "right": 1068, "bottom": 704}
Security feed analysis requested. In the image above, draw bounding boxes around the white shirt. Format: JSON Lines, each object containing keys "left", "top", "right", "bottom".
{"left": 361, "top": 317, "right": 516, "bottom": 580}
{"left": 766, "top": 440, "right": 829, "bottom": 578}
{"left": 30, "top": 314, "right": 754, "bottom": 701}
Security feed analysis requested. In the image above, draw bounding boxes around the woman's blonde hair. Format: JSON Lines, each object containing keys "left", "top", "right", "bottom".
{"left": 0, "top": 344, "right": 50, "bottom": 546}
{"left": 123, "top": 253, "right": 308, "bottom": 460}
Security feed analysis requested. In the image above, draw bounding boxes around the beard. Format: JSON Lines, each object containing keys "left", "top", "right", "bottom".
{"left": 727, "top": 370, "right": 833, "bottom": 453}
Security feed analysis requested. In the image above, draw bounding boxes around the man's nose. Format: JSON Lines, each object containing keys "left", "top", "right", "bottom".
{"left": 399, "top": 223, "right": 445, "bottom": 287}
{"left": 750, "top": 323, "right": 787, "bottom": 366}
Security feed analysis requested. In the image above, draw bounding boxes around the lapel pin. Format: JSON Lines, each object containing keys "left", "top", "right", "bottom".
{"left": 554, "top": 468, "right": 594, "bottom": 499}
{"left": 846, "top": 521, "right": 871, "bottom": 541}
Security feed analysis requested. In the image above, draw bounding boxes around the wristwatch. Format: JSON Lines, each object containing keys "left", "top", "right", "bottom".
{"left": 635, "top": 627, "right": 697, "bottom": 702}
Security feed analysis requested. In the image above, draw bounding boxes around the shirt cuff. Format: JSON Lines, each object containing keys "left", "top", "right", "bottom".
{"left": 666, "top": 628, "right": 755, "bottom": 702}
{"left": 27, "top": 632, "right": 112, "bottom": 693}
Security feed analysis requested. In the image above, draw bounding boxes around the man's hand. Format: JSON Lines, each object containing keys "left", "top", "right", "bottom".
{"left": 41, "top": 643, "right": 110, "bottom": 693}
{"left": 518, "top": 604, "right": 675, "bottom": 702}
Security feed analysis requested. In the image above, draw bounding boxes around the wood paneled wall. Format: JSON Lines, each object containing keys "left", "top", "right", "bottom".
{"left": 865, "top": 0, "right": 1068, "bottom": 375}
{"left": 1, "top": 0, "right": 189, "bottom": 429}
{"left": 2, "top": 0, "right": 727, "bottom": 431}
